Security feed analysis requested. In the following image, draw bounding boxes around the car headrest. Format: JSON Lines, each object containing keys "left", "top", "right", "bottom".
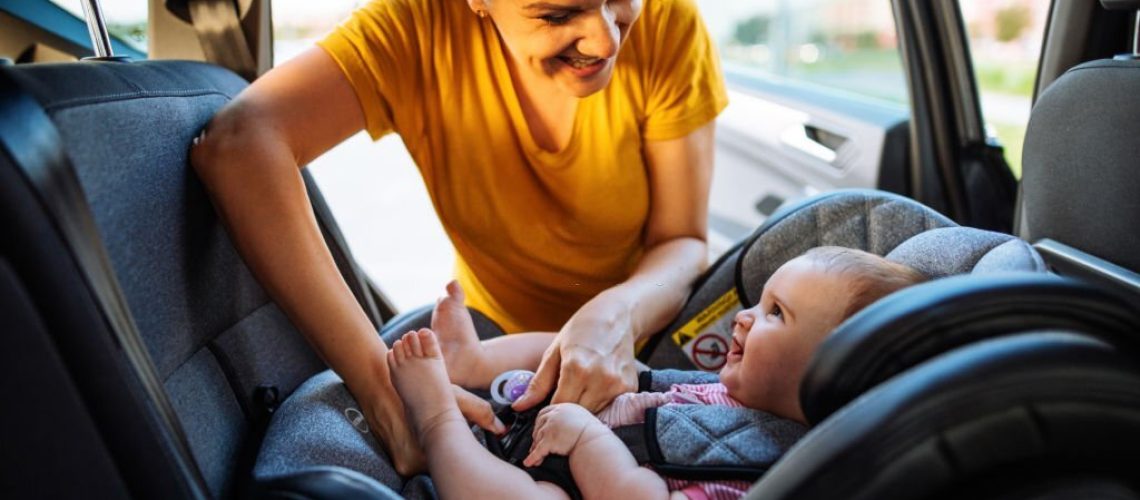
{"left": 736, "top": 189, "right": 955, "bottom": 305}
{"left": 754, "top": 331, "right": 1140, "bottom": 500}
{"left": 1022, "top": 59, "right": 1140, "bottom": 272}
{"left": 800, "top": 274, "right": 1140, "bottom": 425}
{"left": 1102, "top": 0, "right": 1140, "bottom": 10}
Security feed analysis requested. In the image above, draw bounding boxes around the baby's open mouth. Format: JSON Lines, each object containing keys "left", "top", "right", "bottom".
{"left": 729, "top": 337, "right": 744, "bottom": 356}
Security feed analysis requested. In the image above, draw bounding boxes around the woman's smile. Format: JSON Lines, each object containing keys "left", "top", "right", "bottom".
{"left": 554, "top": 54, "right": 609, "bottom": 78}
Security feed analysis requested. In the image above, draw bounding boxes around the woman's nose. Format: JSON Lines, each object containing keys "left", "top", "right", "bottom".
{"left": 576, "top": 9, "right": 620, "bottom": 60}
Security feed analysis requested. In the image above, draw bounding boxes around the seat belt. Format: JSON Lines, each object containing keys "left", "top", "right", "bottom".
{"left": 186, "top": 0, "right": 258, "bottom": 81}
{"left": 0, "top": 69, "right": 211, "bottom": 499}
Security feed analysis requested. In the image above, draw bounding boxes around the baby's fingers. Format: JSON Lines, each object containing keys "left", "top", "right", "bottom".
{"left": 523, "top": 441, "right": 550, "bottom": 468}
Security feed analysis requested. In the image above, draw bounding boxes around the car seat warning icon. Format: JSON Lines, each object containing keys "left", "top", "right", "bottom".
{"left": 692, "top": 333, "right": 728, "bottom": 370}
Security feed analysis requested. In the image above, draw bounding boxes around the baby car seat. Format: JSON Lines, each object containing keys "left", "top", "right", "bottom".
{"left": 640, "top": 188, "right": 1045, "bottom": 371}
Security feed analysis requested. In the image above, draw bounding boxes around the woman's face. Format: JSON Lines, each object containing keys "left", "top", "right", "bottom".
{"left": 476, "top": 0, "right": 643, "bottom": 97}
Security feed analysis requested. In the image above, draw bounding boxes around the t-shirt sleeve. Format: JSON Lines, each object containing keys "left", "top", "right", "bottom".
{"left": 641, "top": 0, "right": 729, "bottom": 142}
{"left": 317, "top": 0, "right": 428, "bottom": 140}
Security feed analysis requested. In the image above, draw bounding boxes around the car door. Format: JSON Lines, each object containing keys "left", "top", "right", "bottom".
{"left": 696, "top": 0, "right": 1022, "bottom": 254}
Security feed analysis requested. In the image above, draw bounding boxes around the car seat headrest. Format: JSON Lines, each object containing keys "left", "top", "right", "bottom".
{"left": 736, "top": 190, "right": 955, "bottom": 305}
{"left": 1022, "top": 59, "right": 1140, "bottom": 272}
{"left": 885, "top": 227, "right": 1045, "bottom": 278}
{"left": 755, "top": 331, "right": 1140, "bottom": 500}
{"left": 799, "top": 274, "right": 1140, "bottom": 425}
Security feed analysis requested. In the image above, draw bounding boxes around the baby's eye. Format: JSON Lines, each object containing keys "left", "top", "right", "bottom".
{"left": 767, "top": 303, "right": 783, "bottom": 321}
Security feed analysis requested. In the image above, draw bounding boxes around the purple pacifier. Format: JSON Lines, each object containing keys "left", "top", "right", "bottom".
{"left": 490, "top": 369, "right": 534, "bottom": 405}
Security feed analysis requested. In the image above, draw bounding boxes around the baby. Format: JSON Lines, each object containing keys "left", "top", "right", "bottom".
{"left": 387, "top": 247, "right": 927, "bottom": 500}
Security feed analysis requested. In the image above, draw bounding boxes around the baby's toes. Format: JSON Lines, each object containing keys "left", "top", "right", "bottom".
{"left": 418, "top": 329, "right": 441, "bottom": 357}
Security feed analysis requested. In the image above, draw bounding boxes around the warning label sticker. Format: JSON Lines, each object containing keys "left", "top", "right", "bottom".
{"left": 672, "top": 289, "right": 742, "bottom": 372}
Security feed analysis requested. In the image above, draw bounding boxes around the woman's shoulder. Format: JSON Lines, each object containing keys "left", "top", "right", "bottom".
{"left": 635, "top": 0, "right": 704, "bottom": 35}
{"left": 623, "top": 0, "right": 711, "bottom": 68}
{"left": 341, "top": 0, "right": 471, "bottom": 36}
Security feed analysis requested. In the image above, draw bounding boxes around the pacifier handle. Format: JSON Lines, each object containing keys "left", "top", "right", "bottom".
{"left": 490, "top": 369, "right": 535, "bottom": 406}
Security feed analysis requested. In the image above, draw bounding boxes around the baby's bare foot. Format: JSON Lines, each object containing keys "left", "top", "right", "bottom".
{"left": 388, "top": 329, "right": 466, "bottom": 443}
{"left": 431, "top": 281, "right": 490, "bottom": 388}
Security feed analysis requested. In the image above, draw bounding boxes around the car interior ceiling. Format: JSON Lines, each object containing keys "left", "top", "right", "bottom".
{"left": 1, "top": 1, "right": 1139, "bottom": 500}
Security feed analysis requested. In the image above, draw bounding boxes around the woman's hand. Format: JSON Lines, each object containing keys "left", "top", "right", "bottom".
{"left": 453, "top": 384, "right": 507, "bottom": 435}
{"left": 513, "top": 293, "right": 639, "bottom": 413}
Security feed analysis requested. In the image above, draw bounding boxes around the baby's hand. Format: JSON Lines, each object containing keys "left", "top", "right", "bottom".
{"left": 523, "top": 403, "right": 604, "bottom": 467}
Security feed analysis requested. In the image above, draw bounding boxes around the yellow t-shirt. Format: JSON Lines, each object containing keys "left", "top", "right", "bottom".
{"left": 319, "top": 0, "right": 727, "bottom": 333}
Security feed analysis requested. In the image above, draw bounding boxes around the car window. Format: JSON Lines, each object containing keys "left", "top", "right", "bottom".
{"left": 961, "top": 0, "right": 1048, "bottom": 178}
{"left": 696, "top": 0, "right": 909, "bottom": 105}
{"left": 49, "top": 0, "right": 147, "bottom": 54}
{"left": 274, "top": 0, "right": 455, "bottom": 311}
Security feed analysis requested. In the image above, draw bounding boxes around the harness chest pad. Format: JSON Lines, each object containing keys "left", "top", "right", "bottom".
{"left": 645, "top": 405, "right": 807, "bottom": 481}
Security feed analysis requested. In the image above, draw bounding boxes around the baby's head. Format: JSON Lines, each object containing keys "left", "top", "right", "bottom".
{"left": 719, "top": 246, "right": 927, "bottom": 423}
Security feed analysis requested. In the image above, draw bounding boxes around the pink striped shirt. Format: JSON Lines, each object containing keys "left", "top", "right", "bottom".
{"left": 597, "top": 383, "right": 754, "bottom": 500}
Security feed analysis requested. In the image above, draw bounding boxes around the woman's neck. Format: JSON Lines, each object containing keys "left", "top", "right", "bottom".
{"left": 507, "top": 55, "right": 579, "bottom": 153}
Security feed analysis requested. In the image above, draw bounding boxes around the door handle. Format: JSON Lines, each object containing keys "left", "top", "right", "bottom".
{"left": 780, "top": 124, "right": 847, "bottom": 165}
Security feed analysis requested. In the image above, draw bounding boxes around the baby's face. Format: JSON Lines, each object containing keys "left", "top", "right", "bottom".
{"left": 719, "top": 256, "right": 852, "bottom": 422}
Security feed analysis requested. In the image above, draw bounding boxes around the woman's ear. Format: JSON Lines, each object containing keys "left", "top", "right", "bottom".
{"left": 467, "top": 0, "right": 489, "bottom": 16}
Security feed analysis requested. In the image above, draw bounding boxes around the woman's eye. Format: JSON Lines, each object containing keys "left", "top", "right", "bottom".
{"left": 540, "top": 12, "right": 573, "bottom": 25}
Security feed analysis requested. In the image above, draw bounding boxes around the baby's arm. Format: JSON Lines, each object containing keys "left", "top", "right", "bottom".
{"left": 525, "top": 404, "right": 670, "bottom": 500}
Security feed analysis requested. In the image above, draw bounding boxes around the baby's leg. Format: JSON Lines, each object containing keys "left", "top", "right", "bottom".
{"left": 388, "top": 329, "right": 568, "bottom": 500}
{"left": 433, "top": 281, "right": 555, "bottom": 389}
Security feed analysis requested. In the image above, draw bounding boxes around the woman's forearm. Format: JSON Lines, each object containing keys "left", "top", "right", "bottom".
{"left": 191, "top": 116, "right": 388, "bottom": 397}
{"left": 595, "top": 236, "right": 707, "bottom": 343}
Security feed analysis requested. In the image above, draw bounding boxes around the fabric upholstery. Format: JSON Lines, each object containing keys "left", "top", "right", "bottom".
{"left": 653, "top": 405, "right": 806, "bottom": 468}
{"left": 256, "top": 370, "right": 440, "bottom": 499}
{"left": 254, "top": 371, "right": 399, "bottom": 487}
{"left": 738, "top": 190, "right": 955, "bottom": 305}
{"left": 1021, "top": 59, "right": 1140, "bottom": 272}
{"left": 885, "top": 227, "right": 1045, "bottom": 278}
{"left": 9, "top": 61, "right": 327, "bottom": 497}
{"left": 645, "top": 369, "right": 721, "bottom": 392}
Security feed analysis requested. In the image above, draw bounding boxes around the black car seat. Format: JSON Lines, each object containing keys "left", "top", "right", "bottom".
{"left": 0, "top": 61, "right": 404, "bottom": 499}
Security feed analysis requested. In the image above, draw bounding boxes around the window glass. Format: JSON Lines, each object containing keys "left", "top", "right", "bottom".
{"left": 274, "top": 0, "right": 454, "bottom": 311}
{"left": 696, "top": 0, "right": 908, "bottom": 105}
{"left": 50, "top": 0, "right": 148, "bottom": 53}
{"left": 961, "top": 0, "right": 1049, "bottom": 177}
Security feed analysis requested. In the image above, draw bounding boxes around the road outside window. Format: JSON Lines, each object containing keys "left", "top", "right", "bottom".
{"left": 961, "top": 0, "right": 1048, "bottom": 178}
{"left": 696, "top": 0, "right": 909, "bottom": 105}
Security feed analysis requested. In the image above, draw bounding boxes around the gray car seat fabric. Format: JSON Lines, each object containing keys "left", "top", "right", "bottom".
{"left": 737, "top": 190, "right": 956, "bottom": 305}
{"left": 884, "top": 227, "right": 1045, "bottom": 278}
{"left": 650, "top": 405, "right": 806, "bottom": 474}
{"left": 1021, "top": 59, "right": 1140, "bottom": 272}
{"left": 253, "top": 371, "right": 403, "bottom": 491}
{"left": 6, "top": 61, "right": 352, "bottom": 497}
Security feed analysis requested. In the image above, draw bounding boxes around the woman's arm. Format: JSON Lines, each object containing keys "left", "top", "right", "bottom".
{"left": 190, "top": 47, "right": 419, "bottom": 472}
{"left": 515, "top": 122, "right": 715, "bottom": 412}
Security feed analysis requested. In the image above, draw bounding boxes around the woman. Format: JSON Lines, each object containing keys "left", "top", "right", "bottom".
{"left": 191, "top": 0, "right": 726, "bottom": 476}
